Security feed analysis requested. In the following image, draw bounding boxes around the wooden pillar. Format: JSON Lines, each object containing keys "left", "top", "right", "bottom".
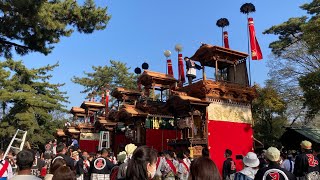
{"left": 202, "top": 66, "right": 206, "bottom": 81}
{"left": 215, "top": 60, "right": 218, "bottom": 81}
{"left": 233, "top": 64, "right": 236, "bottom": 83}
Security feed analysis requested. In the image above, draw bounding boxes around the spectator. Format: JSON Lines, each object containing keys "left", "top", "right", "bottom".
{"left": 177, "top": 152, "right": 189, "bottom": 180}
{"left": 222, "top": 149, "right": 236, "bottom": 180}
{"left": 52, "top": 166, "right": 76, "bottom": 180}
{"left": 254, "top": 147, "right": 295, "bottom": 180}
{"left": 280, "top": 153, "right": 294, "bottom": 173}
{"left": 161, "top": 150, "right": 179, "bottom": 180}
{"left": 44, "top": 158, "right": 66, "bottom": 180}
{"left": 52, "top": 143, "right": 75, "bottom": 170}
{"left": 89, "top": 148, "right": 115, "bottom": 179}
{"left": 117, "top": 143, "right": 137, "bottom": 179}
{"left": 126, "top": 146, "right": 157, "bottom": 180}
{"left": 11, "top": 150, "right": 41, "bottom": 180}
{"left": 293, "top": 140, "right": 319, "bottom": 179}
{"left": 0, "top": 149, "right": 13, "bottom": 179}
{"left": 234, "top": 152, "right": 260, "bottom": 180}
{"left": 189, "top": 157, "right": 221, "bottom": 180}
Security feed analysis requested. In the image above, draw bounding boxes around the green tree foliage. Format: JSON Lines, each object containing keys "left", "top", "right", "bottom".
{"left": 0, "top": 0, "right": 110, "bottom": 58}
{"left": 0, "top": 59, "right": 68, "bottom": 145}
{"left": 264, "top": 0, "right": 320, "bottom": 124}
{"left": 252, "top": 82, "right": 288, "bottom": 147}
{"left": 72, "top": 60, "right": 138, "bottom": 99}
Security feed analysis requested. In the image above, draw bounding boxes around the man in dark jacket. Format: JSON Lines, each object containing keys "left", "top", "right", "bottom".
{"left": 52, "top": 143, "right": 75, "bottom": 170}
{"left": 223, "top": 149, "right": 236, "bottom": 180}
{"left": 184, "top": 57, "right": 202, "bottom": 85}
{"left": 90, "top": 148, "right": 115, "bottom": 179}
{"left": 293, "top": 140, "right": 319, "bottom": 179}
{"left": 254, "top": 147, "right": 295, "bottom": 180}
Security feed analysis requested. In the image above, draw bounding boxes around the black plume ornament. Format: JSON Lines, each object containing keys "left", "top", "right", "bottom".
{"left": 142, "top": 62, "right": 149, "bottom": 70}
{"left": 240, "top": 3, "right": 256, "bottom": 14}
{"left": 134, "top": 67, "right": 142, "bottom": 74}
{"left": 216, "top": 18, "right": 230, "bottom": 28}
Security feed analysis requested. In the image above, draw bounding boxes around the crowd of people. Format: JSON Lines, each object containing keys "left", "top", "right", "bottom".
{"left": 0, "top": 139, "right": 319, "bottom": 180}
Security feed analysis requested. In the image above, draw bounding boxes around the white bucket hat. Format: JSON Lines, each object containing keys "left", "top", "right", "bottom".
{"left": 243, "top": 152, "right": 260, "bottom": 168}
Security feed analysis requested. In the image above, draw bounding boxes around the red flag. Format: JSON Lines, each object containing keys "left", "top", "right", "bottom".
{"left": 248, "top": 18, "right": 263, "bottom": 60}
{"left": 178, "top": 54, "right": 185, "bottom": 83}
{"left": 167, "top": 59, "right": 173, "bottom": 77}
{"left": 223, "top": 31, "right": 230, "bottom": 49}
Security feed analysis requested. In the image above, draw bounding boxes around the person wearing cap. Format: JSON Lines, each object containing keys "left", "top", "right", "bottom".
{"left": 234, "top": 152, "right": 260, "bottom": 180}
{"left": 184, "top": 57, "right": 202, "bottom": 85}
{"left": 293, "top": 140, "right": 320, "bottom": 179}
{"left": 254, "top": 147, "right": 295, "bottom": 180}
{"left": 117, "top": 143, "right": 137, "bottom": 180}
{"left": 222, "top": 149, "right": 236, "bottom": 180}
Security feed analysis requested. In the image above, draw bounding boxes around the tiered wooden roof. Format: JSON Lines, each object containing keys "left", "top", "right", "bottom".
{"left": 80, "top": 101, "right": 105, "bottom": 112}
{"left": 138, "top": 70, "right": 178, "bottom": 89}
{"left": 70, "top": 107, "right": 86, "bottom": 117}
{"left": 111, "top": 87, "right": 141, "bottom": 101}
{"left": 191, "top": 44, "right": 248, "bottom": 69}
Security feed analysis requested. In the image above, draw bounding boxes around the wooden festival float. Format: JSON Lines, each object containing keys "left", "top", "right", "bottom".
{"left": 56, "top": 44, "right": 257, "bottom": 172}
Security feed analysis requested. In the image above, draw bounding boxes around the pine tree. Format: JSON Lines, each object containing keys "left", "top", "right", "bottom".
{"left": 0, "top": 0, "right": 110, "bottom": 58}
{"left": 72, "top": 60, "right": 138, "bottom": 99}
{"left": 0, "top": 59, "right": 68, "bottom": 144}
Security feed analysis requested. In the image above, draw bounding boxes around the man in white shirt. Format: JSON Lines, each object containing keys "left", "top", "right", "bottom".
{"left": 281, "top": 154, "right": 295, "bottom": 173}
{"left": 0, "top": 149, "right": 13, "bottom": 180}
{"left": 10, "top": 150, "right": 41, "bottom": 180}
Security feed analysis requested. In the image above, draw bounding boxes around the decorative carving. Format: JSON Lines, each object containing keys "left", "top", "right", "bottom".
{"left": 180, "top": 80, "right": 256, "bottom": 104}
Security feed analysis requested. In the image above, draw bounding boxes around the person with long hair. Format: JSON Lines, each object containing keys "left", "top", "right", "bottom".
{"left": 126, "top": 146, "right": 158, "bottom": 180}
{"left": 189, "top": 157, "right": 221, "bottom": 180}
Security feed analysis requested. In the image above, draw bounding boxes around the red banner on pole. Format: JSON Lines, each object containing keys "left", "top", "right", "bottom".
{"left": 167, "top": 59, "right": 173, "bottom": 77}
{"left": 178, "top": 54, "right": 185, "bottom": 83}
{"left": 248, "top": 18, "right": 263, "bottom": 60}
{"left": 223, "top": 31, "right": 230, "bottom": 49}
{"left": 105, "top": 90, "right": 109, "bottom": 116}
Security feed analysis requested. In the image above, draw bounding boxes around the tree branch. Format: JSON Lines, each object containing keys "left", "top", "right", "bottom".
{"left": 0, "top": 39, "right": 31, "bottom": 50}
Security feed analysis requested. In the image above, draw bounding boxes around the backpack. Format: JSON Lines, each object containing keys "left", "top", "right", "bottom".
{"left": 110, "top": 166, "right": 119, "bottom": 180}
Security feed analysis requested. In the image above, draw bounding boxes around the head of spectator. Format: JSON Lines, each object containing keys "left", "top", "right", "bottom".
{"left": 202, "top": 147, "right": 210, "bottom": 158}
{"left": 56, "top": 143, "right": 67, "bottom": 155}
{"left": 100, "top": 148, "right": 109, "bottom": 158}
{"left": 117, "top": 151, "right": 127, "bottom": 164}
{"left": 243, "top": 152, "right": 260, "bottom": 168}
{"left": 125, "top": 143, "right": 137, "bottom": 158}
{"left": 183, "top": 150, "right": 190, "bottom": 159}
{"left": 82, "top": 151, "right": 89, "bottom": 160}
{"left": 126, "top": 146, "right": 157, "bottom": 180}
{"left": 164, "top": 150, "right": 174, "bottom": 160}
{"left": 190, "top": 157, "right": 221, "bottom": 180}
{"left": 52, "top": 166, "right": 76, "bottom": 180}
{"left": 16, "top": 150, "right": 35, "bottom": 174}
{"left": 265, "top": 147, "right": 281, "bottom": 164}
{"left": 224, "top": 149, "right": 232, "bottom": 158}
{"left": 50, "top": 158, "right": 66, "bottom": 174}
{"left": 300, "top": 140, "right": 312, "bottom": 152}
{"left": 71, "top": 151, "right": 79, "bottom": 161}
{"left": 176, "top": 152, "right": 184, "bottom": 161}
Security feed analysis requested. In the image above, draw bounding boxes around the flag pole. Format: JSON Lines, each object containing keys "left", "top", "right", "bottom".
{"left": 246, "top": 13, "right": 252, "bottom": 87}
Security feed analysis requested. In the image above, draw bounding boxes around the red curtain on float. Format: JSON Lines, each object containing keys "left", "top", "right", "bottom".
{"left": 248, "top": 18, "right": 263, "bottom": 60}
{"left": 178, "top": 54, "right": 185, "bottom": 83}
{"left": 223, "top": 31, "right": 230, "bottom": 49}
{"left": 146, "top": 129, "right": 181, "bottom": 152}
{"left": 79, "top": 140, "right": 99, "bottom": 153}
{"left": 167, "top": 59, "right": 174, "bottom": 77}
{"left": 207, "top": 120, "right": 253, "bottom": 174}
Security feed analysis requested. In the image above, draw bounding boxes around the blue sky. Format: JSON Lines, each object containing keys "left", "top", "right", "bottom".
{"left": 14, "top": 0, "right": 308, "bottom": 109}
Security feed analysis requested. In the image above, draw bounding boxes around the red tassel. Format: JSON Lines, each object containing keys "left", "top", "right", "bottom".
{"left": 223, "top": 31, "right": 230, "bottom": 49}
{"left": 167, "top": 59, "right": 173, "bottom": 76}
{"left": 248, "top": 18, "right": 263, "bottom": 60}
{"left": 178, "top": 54, "right": 185, "bottom": 83}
